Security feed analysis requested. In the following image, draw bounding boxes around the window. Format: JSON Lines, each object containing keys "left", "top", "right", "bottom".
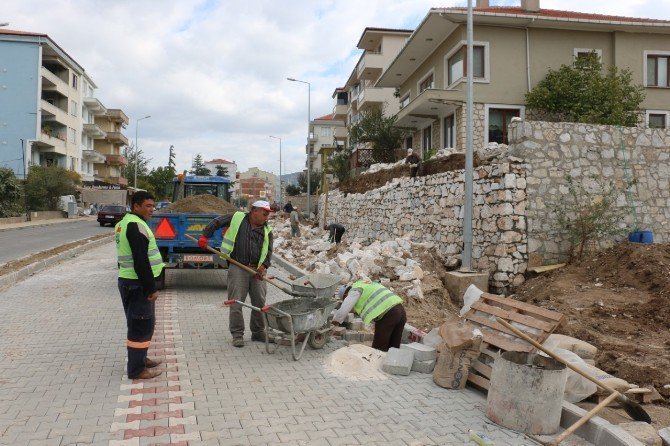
{"left": 72, "top": 74, "right": 78, "bottom": 89}
{"left": 647, "top": 111, "right": 668, "bottom": 128}
{"left": 70, "top": 100, "right": 77, "bottom": 116}
{"left": 320, "top": 127, "right": 332, "bottom": 137}
{"left": 443, "top": 115, "right": 455, "bottom": 148}
{"left": 488, "top": 107, "right": 521, "bottom": 144}
{"left": 422, "top": 126, "right": 432, "bottom": 154}
{"left": 419, "top": 72, "right": 434, "bottom": 93}
{"left": 400, "top": 94, "right": 410, "bottom": 109}
{"left": 574, "top": 48, "right": 602, "bottom": 60}
{"left": 405, "top": 136, "right": 413, "bottom": 150}
{"left": 68, "top": 127, "right": 76, "bottom": 144}
{"left": 646, "top": 53, "right": 670, "bottom": 87}
{"left": 447, "top": 44, "right": 485, "bottom": 85}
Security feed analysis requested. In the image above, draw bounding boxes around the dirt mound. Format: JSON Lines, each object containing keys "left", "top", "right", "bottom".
{"left": 514, "top": 242, "right": 670, "bottom": 398}
{"left": 159, "top": 194, "right": 237, "bottom": 214}
{"left": 338, "top": 152, "right": 481, "bottom": 194}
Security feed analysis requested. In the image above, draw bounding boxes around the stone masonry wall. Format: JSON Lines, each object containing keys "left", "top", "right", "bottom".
{"left": 319, "top": 161, "right": 528, "bottom": 292}
{"left": 509, "top": 120, "right": 670, "bottom": 265}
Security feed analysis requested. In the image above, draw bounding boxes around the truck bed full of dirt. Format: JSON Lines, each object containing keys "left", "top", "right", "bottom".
{"left": 158, "top": 195, "right": 237, "bottom": 215}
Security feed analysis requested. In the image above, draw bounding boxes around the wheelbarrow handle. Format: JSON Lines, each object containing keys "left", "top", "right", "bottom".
{"left": 224, "top": 299, "right": 263, "bottom": 312}
{"left": 262, "top": 305, "right": 292, "bottom": 318}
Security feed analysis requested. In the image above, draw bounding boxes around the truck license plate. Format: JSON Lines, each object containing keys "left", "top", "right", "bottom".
{"left": 183, "top": 254, "right": 213, "bottom": 262}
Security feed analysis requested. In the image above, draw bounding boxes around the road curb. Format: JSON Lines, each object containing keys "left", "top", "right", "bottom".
{"left": 0, "top": 234, "right": 114, "bottom": 291}
{"left": 0, "top": 218, "right": 95, "bottom": 232}
{"left": 271, "top": 253, "right": 309, "bottom": 278}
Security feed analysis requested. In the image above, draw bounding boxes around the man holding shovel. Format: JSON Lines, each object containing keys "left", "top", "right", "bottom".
{"left": 199, "top": 200, "right": 274, "bottom": 347}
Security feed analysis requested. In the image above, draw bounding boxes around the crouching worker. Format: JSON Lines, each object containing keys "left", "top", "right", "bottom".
{"left": 332, "top": 281, "right": 407, "bottom": 351}
{"left": 115, "top": 191, "right": 165, "bottom": 379}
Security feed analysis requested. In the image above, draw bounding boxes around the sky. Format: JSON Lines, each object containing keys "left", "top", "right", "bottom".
{"left": 3, "top": 0, "right": 669, "bottom": 177}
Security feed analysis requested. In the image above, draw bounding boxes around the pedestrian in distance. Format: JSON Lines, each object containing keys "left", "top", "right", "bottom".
{"left": 405, "top": 148, "right": 421, "bottom": 178}
{"left": 283, "top": 200, "right": 293, "bottom": 218}
{"left": 324, "top": 222, "right": 345, "bottom": 244}
{"left": 332, "top": 281, "right": 407, "bottom": 351}
{"left": 115, "top": 191, "right": 165, "bottom": 380}
{"left": 199, "top": 200, "right": 274, "bottom": 347}
{"left": 289, "top": 207, "right": 300, "bottom": 238}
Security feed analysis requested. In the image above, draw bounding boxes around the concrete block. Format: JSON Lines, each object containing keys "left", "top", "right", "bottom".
{"left": 596, "top": 424, "right": 646, "bottom": 446}
{"left": 560, "top": 402, "right": 610, "bottom": 444}
{"left": 658, "top": 427, "right": 670, "bottom": 446}
{"left": 400, "top": 342, "right": 437, "bottom": 361}
{"left": 401, "top": 323, "right": 426, "bottom": 344}
{"left": 444, "top": 270, "right": 489, "bottom": 305}
{"left": 617, "top": 422, "right": 662, "bottom": 446}
{"left": 344, "top": 331, "right": 361, "bottom": 342}
{"left": 382, "top": 348, "right": 414, "bottom": 376}
{"left": 331, "top": 326, "right": 346, "bottom": 337}
{"left": 361, "top": 332, "right": 374, "bottom": 341}
{"left": 350, "top": 319, "right": 364, "bottom": 330}
{"left": 411, "top": 359, "right": 436, "bottom": 374}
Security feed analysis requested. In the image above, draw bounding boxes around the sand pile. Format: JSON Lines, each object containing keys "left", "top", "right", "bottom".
{"left": 323, "top": 344, "right": 387, "bottom": 380}
{"left": 159, "top": 194, "right": 238, "bottom": 214}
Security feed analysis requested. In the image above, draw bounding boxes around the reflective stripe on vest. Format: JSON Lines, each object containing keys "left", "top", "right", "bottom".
{"left": 351, "top": 281, "right": 403, "bottom": 325}
{"left": 115, "top": 213, "right": 165, "bottom": 279}
{"left": 220, "top": 211, "right": 271, "bottom": 267}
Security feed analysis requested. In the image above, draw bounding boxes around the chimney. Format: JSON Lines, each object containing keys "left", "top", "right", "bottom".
{"left": 476, "top": 0, "right": 489, "bottom": 6}
{"left": 521, "top": 0, "right": 540, "bottom": 12}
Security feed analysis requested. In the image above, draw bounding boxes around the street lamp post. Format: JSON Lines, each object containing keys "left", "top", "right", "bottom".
{"left": 269, "top": 135, "right": 282, "bottom": 205}
{"left": 287, "top": 77, "right": 311, "bottom": 217}
{"left": 134, "top": 115, "right": 151, "bottom": 189}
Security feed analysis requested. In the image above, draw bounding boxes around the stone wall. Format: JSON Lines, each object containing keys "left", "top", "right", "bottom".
{"left": 509, "top": 120, "right": 670, "bottom": 264}
{"left": 319, "top": 161, "right": 528, "bottom": 292}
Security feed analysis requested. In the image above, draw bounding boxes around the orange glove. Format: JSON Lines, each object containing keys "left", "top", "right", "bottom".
{"left": 198, "top": 236, "right": 208, "bottom": 248}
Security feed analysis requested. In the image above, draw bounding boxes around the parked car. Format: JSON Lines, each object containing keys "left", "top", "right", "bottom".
{"left": 155, "top": 201, "right": 171, "bottom": 210}
{"left": 97, "top": 205, "right": 127, "bottom": 227}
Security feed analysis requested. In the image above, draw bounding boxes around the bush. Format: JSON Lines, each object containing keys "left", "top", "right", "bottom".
{"left": 0, "top": 167, "right": 24, "bottom": 217}
{"left": 327, "top": 147, "right": 352, "bottom": 182}
{"left": 25, "top": 165, "right": 79, "bottom": 211}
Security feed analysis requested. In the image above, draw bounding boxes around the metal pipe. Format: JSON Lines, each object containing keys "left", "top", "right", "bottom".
{"left": 287, "top": 77, "right": 311, "bottom": 216}
{"left": 462, "top": 0, "right": 474, "bottom": 271}
{"left": 134, "top": 115, "right": 150, "bottom": 189}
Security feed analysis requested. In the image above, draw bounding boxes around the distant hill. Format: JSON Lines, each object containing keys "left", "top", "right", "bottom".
{"left": 281, "top": 171, "right": 301, "bottom": 187}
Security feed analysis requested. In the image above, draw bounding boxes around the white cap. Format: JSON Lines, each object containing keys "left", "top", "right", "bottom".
{"left": 251, "top": 200, "right": 272, "bottom": 211}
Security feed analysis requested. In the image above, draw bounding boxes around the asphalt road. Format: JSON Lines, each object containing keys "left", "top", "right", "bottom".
{"left": 0, "top": 219, "right": 111, "bottom": 264}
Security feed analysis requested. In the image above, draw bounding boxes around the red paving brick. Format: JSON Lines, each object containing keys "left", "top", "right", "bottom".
{"left": 154, "top": 409, "right": 183, "bottom": 420}
{"left": 154, "top": 425, "right": 185, "bottom": 436}
{"left": 124, "top": 427, "right": 155, "bottom": 439}
{"left": 127, "top": 412, "right": 156, "bottom": 422}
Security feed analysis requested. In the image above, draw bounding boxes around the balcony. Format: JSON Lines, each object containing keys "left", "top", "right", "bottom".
{"left": 332, "top": 103, "right": 348, "bottom": 119}
{"left": 356, "top": 52, "right": 385, "bottom": 81}
{"left": 358, "top": 87, "right": 388, "bottom": 111}
{"left": 106, "top": 154, "right": 128, "bottom": 166}
{"left": 395, "top": 88, "right": 464, "bottom": 128}
{"left": 40, "top": 67, "right": 69, "bottom": 96}
{"left": 108, "top": 176, "right": 129, "bottom": 186}
{"left": 83, "top": 97, "right": 107, "bottom": 115}
{"left": 106, "top": 109, "right": 129, "bottom": 125}
{"left": 105, "top": 131, "right": 129, "bottom": 145}
{"left": 82, "top": 149, "right": 106, "bottom": 163}
{"left": 83, "top": 123, "right": 106, "bottom": 139}
{"left": 40, "top": 100, "right": 68, "bottom": 125}
{"left": 36, "top": 130, "right": 67, "bottom": 154}
{"left": 334, "top": 127, "right": 348, "bottom": 140}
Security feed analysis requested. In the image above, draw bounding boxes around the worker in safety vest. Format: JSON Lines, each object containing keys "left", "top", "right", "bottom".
{"left": 199, "top": 200, "right": 274, "bottom": 347}
{"left": 332, "top": 281, "right": 407, "bottom": 351}
{"left": 115, "top": 191, "right": 165, "bottom": 379}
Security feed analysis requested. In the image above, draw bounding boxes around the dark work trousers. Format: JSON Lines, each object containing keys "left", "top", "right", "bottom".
{"left": 227, "top": 263, "right": 267, "bottom": 338}
{"left": 118, "top": 278, "right": 155, "bottom": 378}
{"left": 372, "top": 304, "right": 407, "bottom": 352}
{"left": 333, "top": 228, "right": 345, "bottom": 244}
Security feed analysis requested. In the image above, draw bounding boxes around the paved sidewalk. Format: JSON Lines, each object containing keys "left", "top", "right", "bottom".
{"left": 0, "top": 242, "right": 536, "bottom": 445}
{"left": 0, "top": 215, "right": 97, "bottom": 232}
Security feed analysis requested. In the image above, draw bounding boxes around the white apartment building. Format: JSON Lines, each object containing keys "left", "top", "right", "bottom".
{"left": 309, "top": 113, "right": 346, "bottom": 173}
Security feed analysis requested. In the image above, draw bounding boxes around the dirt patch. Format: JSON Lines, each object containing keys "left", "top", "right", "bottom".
{"left": 159, "top": 194, "right": 237, "bottom": 214}
{"left": 514, "top": 242, "right": 670, "bottom": 402}
{"left": 0, "top": 233, "right": 111, "bottom": 277}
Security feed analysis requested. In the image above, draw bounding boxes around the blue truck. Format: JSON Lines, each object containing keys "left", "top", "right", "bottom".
{"left": 148, "top": 174, "right": 233, "bottom": 289}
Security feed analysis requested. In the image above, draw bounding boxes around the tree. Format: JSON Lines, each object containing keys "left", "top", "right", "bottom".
{"left": 285, "top": 184, "right": 301, "bottom": 196}
{"left": 123, "top": 145, "right": 151, "bottom": 186}
{"left": 25, "top": 165, "right": 78, "bottom": 211}
{"left": 215, "top": 165, "right": 228, "bottom": 177}
{"left": 349, "top": 107, "right": 410, "bottom": 163}
{"left": 298, "top": 169, "right": 320, "bottom": 194}
{"left": 146, "top": 166, "right": 176, "bottom": 200}
{"left": 327, "top": 147, "right": 352, "bottom": 182}
{"left": 190, "top": 153, "right": 211, "bottom": 175}
{"left": 0, "top": 167, "right": 24, "bottom": 217}
{"left": 168, "top": 145, "right": 176, "bottom": 170}
{"left": 526, "top": 52, "right": 645, "bottom": 127}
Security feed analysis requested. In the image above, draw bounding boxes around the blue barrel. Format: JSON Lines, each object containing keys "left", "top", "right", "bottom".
{"left": 640, "top": 230, "right": 654, "bottom": 243}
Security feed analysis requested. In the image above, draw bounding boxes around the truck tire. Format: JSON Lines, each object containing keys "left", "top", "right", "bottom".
{"left": 155, "top": 269, "right": 166, "bottom": 290}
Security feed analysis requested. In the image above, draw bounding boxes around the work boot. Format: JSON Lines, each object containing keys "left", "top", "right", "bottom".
{"left": 232, "top": 338, "right": 245, "bottom": 348}
{"left": 145, "top": 358, "right": 162, "bottom": 368}
{"left": 251, "top": 332, "right": 275, "bottom": 343}
{"left": 131, "top": 368, "right": 162, "bottom": 380}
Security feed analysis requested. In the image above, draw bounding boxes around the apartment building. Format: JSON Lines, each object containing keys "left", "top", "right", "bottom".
{"left": 376, "top": 0, "right": 670, "bottom": 157}
{"left": 93, "top": 109, "right": 129, "bottom": 186}
{"left": 238, "top": 167, "right": 278, "bottom": 201}
{"left": 0, "top": 29, "right": 130, "bottom": 186}
{"left": 204, "top": 158, "right": 237, "bottom": 183}
{"left": 309, "top": 113, "right": 346, "bottom": 173}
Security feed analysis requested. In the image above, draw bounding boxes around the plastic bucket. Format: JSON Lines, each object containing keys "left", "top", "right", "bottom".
{"left": 628, "top": 230, "right": 654, "bottom": 244}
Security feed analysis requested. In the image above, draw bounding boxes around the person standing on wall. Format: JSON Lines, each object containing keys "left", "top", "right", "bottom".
{"left": 199, "top": 200, "right": 274, "bottom": 347}
{"left": 115, "top": 191, "right": 165, "bottom": 379}
{"left": 289, "top": 206, "right": 300, "bottom": 238}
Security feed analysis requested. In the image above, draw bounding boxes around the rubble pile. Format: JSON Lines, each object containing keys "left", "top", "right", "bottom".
{"left": 159, "top": 194, "right": 238, "bottom": 214}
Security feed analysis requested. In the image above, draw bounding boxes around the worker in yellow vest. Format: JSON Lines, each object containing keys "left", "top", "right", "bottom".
{"left": 115, "top": 191, "right": 165, "bottom": 379}
{"left": 332, "top": 281, "right": 407, "bottom": 351}
{"left": 199, "top": 200, "right": 274, "bottom": 347}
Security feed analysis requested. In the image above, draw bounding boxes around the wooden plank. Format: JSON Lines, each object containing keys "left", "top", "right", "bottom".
{"left": 471, "top": 301, "right": 555, "bottom": 332}
{"left": 471, "top": 360, "right": 492, "bottom": 379}
{"left": 481, "top": 330, "right": 534, "bottom": 353}
{"left": 527, "top": 263, "right": 566, "bottom": 274}
{"left": 466, "top": 313, "right": 546, "bottom": 345}
{"left": 467, "top": 372, "right": 490, "bottom": 390}
{"left": 479, "top": 293, "right": 565, "bottom": 323}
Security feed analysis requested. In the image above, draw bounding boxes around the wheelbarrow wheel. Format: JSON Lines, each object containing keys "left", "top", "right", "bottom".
{"left": 308, "top": 331, "right": 330, "bottom": 349}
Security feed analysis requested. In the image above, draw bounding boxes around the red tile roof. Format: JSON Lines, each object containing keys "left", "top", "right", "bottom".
{"left": 0, "top": 29, "right": 48, "bottom": 37}
{"left": 315, "top": 113, "right": 336, "bottom": 121}
{"left": 206, "top": 158, "right": 235, "bottom": 164}
{"left": 442, "top": 7, "right": 670, "bottom": 24}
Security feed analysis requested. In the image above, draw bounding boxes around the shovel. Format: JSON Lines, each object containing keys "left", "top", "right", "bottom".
{"left": 495, "top": 317, "right": 651, "bottom": 423}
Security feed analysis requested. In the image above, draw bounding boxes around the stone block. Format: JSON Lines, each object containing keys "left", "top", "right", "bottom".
{"left": 344, "top": 331, "right": 361, "bottom": 342}
{"left": 411, "top": 359, "right": 436, "bottom": 374}
{"left": 444, "top": 271, "right": 489, "bottom": 305}
{"left": 617, "top": 422, "right": 662, "bottom": 446}
{"left": 331, "top": 326, "right": 346, "bottom": 337}
{"left": 658, "top": 427, "right": 670, "bottom": 446}
{"left": 381, "top": 348, "right": 414, "bottom": 376}
{"left": 596, "top": 424, "right": 647, "bottom": 446}
{"left": 402, "top": 324, "right": 426, "bottom": 343}
{"left": 400, "top": 342, "right": 436, "bottom": 361}
{"left": 350, "top": 319, "right": 364, "bottom": 331}
{"left": 361, "top": 332, "right": 374, "bottom": 341}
